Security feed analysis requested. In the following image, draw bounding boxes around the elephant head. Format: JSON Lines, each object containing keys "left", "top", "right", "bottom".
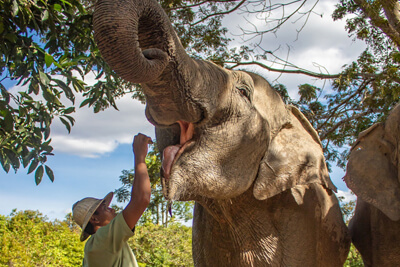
{"left": 344, "top": 104, "right": 400, "bottom": 221}
{"left": 93, "top": 0, "right": 337, "bottom": 204}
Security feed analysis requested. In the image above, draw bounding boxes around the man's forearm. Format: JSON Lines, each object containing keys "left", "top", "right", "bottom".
{"left": 131, "top": 161, "right": 151, "bottom": 210}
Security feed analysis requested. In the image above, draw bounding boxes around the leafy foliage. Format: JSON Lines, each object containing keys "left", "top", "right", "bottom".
{"left": 343, "top": 244, "right": 364, "bottom": 267}
{"left": 0, "top": 209, "right": 84, "bottom": 266}
{"left": 0, "top": 0, "right": 134, "bottom": 182}
{"left": 131, "top": 222, "right": 193, "bottom": 266}
{"left": 114, "top": 144, "right": 194, "bottom": 226}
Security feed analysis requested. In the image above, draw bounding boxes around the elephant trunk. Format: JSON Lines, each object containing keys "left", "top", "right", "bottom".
{"left": 94, "top": 0, "right": 216, "bottom": 126}
{"left": 93, "top": 0, "right": 172, "bottom": 83}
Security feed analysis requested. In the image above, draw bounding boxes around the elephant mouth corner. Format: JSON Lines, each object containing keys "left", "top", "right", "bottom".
{"left": 161, "top": 121, "right": 195, "bottom": 199}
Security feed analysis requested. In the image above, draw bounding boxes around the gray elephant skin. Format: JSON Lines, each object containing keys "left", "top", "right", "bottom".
{"left": 344, "top": 104, "right": 400, "bottom": 266}
{"left": 93, "top": 0, "right": 350, "bottom": 265}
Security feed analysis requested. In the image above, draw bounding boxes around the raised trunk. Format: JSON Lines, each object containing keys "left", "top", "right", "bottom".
{"left": 94, "top": 0, "right": 222, "bottom": 126}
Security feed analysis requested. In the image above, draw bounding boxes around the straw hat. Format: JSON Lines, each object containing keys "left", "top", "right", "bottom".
{"left": 72, "top": 192, "right": 114, "bottom": 241}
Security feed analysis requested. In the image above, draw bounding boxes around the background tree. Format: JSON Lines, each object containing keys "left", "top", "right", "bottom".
{"left": 0, "top": 209, "right": 84, "bottom": 266}
{"left": 114, "top": 144, "right": 194, "bottom": 226}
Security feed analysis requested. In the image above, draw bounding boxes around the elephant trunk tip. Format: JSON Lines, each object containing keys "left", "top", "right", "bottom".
{"left": 93, "top": 0, "right": 170, "bottom": 84}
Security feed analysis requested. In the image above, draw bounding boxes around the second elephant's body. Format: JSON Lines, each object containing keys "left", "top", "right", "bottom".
{"left": 349, "top": 199, "right": 400, "bottom": 266}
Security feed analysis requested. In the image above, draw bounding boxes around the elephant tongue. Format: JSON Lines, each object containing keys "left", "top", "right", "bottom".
{"left": 162, "top": 121, "right": 194, "bottom": 180}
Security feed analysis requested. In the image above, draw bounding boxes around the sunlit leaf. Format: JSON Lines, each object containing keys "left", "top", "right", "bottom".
{"left": 11, "top": 0, "right": 19, "bottom": 16}
{"left": 39, "top": 71, "right": 50, "bottom": 86}
{"left": 42, "top": 10, "right": 49, "bottom": 21}
{"left": 53, "top": 3, "right": 62, "bottom": 12}
{"left": 45, "top": 54, "right": 54, "bottom": 68}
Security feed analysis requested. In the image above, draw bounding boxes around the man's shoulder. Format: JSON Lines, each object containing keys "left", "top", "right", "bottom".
{"left": 86, "top": 213, "right": 133, "bottom": 248}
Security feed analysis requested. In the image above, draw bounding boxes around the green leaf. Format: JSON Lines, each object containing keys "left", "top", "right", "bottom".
{"left": 35, "top": 165, "right": 44, "bottom": 185}
{"left": 45, "top": 54, "right": 54, "bottom": 68}
{"left": 12, "top": 0, "right": 19, "bottom": 16}
{"left": 64, "top": 107, "right": 75, "bottom": 114}
{"left": 39, "top": 71, "right": 50, "bottom": 86}
{"left": 3, "top": 109, "right": 14, "bottom": 132}
{"left": 53, "top": 3, "right": 62, "bottom": 12}
{"left": 79, "top": 98, "right": 91, "bottom": 108}
{"left": 44, "top": 127, "right": 51, "bottom": 140}
{"left": 28, "top": 159, "right": 39, "bottom": 174}
{"left": 29, "top": 80, "right": 40, "bottom": 95}
{"left": 45, "top": 165, "right": 54, "bottom": 182}
{"left": 42, "top": 10, "right": 49, "bottom": 21}
{"left": 23, "top": 151, "right": 35, "bottom": 168}
{"left": 64, "top": 115, "right": 75, "bottom": 126}
{"left": 54, "top": 79, "right": 74, "bottom": 101}
{"left": 0, "top": 152, "right": 10, "bottom": 173}
{"left": 4, "top": 149, "right": 20, "bottom": 171}
{"left": 59, "top": 117, "right": 71, "bottom": 133}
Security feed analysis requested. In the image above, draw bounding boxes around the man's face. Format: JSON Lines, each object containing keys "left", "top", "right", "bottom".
{"left": 93, "top": 200, "right": 116, "bottom": 226}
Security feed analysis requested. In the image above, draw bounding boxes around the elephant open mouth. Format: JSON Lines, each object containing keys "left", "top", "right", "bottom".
{"left": 161, "top": 121, "right": 195, "bottom": 197}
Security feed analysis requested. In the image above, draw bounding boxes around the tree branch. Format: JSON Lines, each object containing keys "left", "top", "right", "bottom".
{"left": 354, "top": 0, "right": 400, "bottom": 49}
{"left": 190, "top": 0, "right": 246, "bottom": 26}
{"left": 226, "top": 60, "right": 341, "bottom": 79}
{"left": 317, "top": 78, "right": 373, "bottom": 131}
{"left": 166, "top": 0, "right": 235, "bottom": 11}
{"left": 319, "top": 110, "right": 372, "bottom": 141}
{"left": 381, "top": 0, "right": 400, "bottom": 37}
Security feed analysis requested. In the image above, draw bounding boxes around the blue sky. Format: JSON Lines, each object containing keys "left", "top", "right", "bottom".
{"left": 1, "top": 0, "right": 362, "bottom": 221}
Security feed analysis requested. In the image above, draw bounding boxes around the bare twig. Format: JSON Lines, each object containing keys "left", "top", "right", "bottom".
{"left": 190, "top": 0, "right": 246, "bottom": 26}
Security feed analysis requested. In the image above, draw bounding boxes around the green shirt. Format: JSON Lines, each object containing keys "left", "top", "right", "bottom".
{"left": 82, "top": 212, "right": 139, "bottom": 267}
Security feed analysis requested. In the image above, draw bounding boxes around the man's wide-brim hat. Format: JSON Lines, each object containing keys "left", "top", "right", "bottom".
{"left": 72, "top": 192, "right": 113, "bottom": 242}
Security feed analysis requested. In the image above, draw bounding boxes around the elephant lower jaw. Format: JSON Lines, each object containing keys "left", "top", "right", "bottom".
{"left": 161, "top": 121, "right": 195, "bottom": 200}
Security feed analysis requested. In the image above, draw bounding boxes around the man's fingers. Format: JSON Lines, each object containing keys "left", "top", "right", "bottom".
{"left": 134, "top": 133, "right": 153, "bottom": 145}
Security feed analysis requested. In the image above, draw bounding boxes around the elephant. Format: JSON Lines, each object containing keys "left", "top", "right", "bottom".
{"left": 344, "top": 103, "right": 400, "bottom": 266}
{"left": 93, "top": 0, "right": 350, "bottom": 265}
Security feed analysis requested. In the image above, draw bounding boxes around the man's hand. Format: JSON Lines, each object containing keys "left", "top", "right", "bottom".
{"left": 133, "top": 133, "right": 153, "bottom": 164}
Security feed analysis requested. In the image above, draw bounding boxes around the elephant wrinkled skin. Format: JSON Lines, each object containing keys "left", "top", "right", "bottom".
{"left": 344, "top": 104, "right": 400, "bottom": 266}
{"left": 93, "top": 0, "right": 350, "bottom": 265}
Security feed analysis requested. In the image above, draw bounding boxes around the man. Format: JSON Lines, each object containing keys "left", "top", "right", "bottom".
{"left": 72, "top": 133, "right": 152, "bottom": 266}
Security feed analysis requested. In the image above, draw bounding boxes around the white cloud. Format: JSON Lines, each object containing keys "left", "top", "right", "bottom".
{"left": 336, "top": 189, "right": 357, "bottom": 203}
{"left": 50, "top": 93, "right": 154, "bottom": 157}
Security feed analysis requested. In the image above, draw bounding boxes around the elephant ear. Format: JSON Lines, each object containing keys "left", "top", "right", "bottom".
{"left": 253, "top": 106, "right": 336, "bottom": 201}
{"left": 344, "top": 106, "right": 400, "bottom": 221}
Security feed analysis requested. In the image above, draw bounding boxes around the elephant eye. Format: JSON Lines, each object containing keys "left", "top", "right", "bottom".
{"left": 237, "top": 87, "right": 251, "bottom": 101}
